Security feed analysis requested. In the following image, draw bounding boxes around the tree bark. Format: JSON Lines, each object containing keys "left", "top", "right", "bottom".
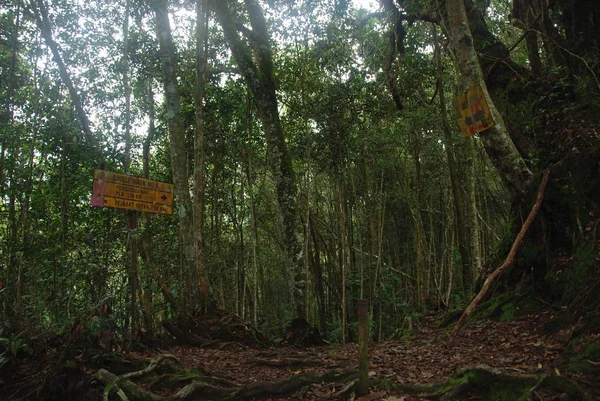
{"left": 153, "top": 1, "right": 195, "bottom": 310}
{"left": 32, "top": 0, "right": 104, "bottom": 167}
{"left": 194, "top": 0, "right": 210, "bottom": 310}
{"left": 214, "top": 0, "right": 305, "bottom": 317}
{"left": 445, "top": 0, "right": 533, "bottom": 197}
{"left": 143, "top": 79, "right": 156, "bottom": 179}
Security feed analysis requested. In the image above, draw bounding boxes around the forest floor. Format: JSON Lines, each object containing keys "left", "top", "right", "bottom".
{"left": 154, "top": 309, "right": 599, "bottom": 400}
{"left": 2, "top": 307, "right": 599, "bottom": 400}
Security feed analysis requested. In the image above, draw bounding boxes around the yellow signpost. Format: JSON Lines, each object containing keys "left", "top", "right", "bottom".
{"left": 454, "top": 83, "right": 496, "bottom": 137}
{"left": 91, "top": 169, "right": 174, "bottom": 215}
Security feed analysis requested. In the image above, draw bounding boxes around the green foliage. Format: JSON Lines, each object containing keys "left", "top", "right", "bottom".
{"left": 548, "top": 246, "right": 596, "bottom": 301}
{"left": 0, "top": 0, "right": 597, "bottom": 344}
{"left": 0, "top": 331, "right": 30, "bottom": 367}
{"left": 480, "top": 294, "right": 518, "bottom": 322}
{"left": 565, "top": 338, "right": 600, "bottom": 375}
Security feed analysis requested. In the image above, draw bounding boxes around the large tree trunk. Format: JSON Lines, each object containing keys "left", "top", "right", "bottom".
{"left": 214, "top": 0, "right": 305, "bottom": 318}
{"left": 445, "top": 0, "right": 533, "bottom": 197}
{"left": 153, "top": 1, "right": 196, "bottom": 310}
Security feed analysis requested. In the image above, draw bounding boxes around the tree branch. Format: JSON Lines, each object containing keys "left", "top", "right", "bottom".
{"left": 31, "top": 0, "right": 104, "bottom": 167}
{"left": 448, "top": 165, "right": 553, "bottom": 345}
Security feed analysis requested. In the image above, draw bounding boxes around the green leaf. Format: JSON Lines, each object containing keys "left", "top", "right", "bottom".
{"left": 11, "top": 339, "right": 22, "bottom": 356}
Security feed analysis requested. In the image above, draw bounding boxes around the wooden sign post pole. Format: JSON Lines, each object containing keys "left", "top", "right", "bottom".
{"left": 127, "top": 210, "right": 138, "bottom": 336}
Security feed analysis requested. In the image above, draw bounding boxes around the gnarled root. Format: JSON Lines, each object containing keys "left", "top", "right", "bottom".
{"left": 94, "top": 365, "right": 357, "bottom": 401}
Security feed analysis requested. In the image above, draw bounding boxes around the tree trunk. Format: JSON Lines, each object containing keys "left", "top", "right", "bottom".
{"left": 244, "top": 94, "right": 261, "bottom": 326}
{"left": 2, "top": 0, "right": 22, "bottom": 325}
{"left": 411, "top": 142, "right": 427, "bottom": 311}
{"left": 194, "top": 0, "right": 210, "bottom": 310}
{"left": 337, "top": 179, "right": 348, "bottom": 344}
{"left": 143, "top": 79, "right": 156, "bottom": 179}
{"left": 122, "top": 0, "right": 132, "bottom": 172}
{"left": 558, "top": 0, "right": 600, "bottom": 78}
{"left": 153, "top": 1, "right": 195, "bottom": 311}
{"left": 434, "top": 25, "right": 471, "bottom": 296}
{"left": 511, "top": 0, "right": 543, "bottom": 75}
{"left": 446, "top": 0, "right": 533, "bottom": 197}
{"left": 310, "top": 214, "right": 327, "bottom": 336}
{"left": 32, "top": 0, "right": 104, "bottom": 167}
{"left": 214, "top": 0, "right": 304, "bottom": 317}
{"left": 463, "top": 139, "right": 482, "bottom": 294}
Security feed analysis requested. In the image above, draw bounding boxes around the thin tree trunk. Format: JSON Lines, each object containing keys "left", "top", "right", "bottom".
{"left": 464, "top": 139, "right": 482, "bottom": 293}
{"left": 139, "top": 238, "right": 180, "bottom": 314}
{"left": 140, "top": 79, "right": 157, "bottom": 335}
{"left": 194, "top": 0, "right": 210, "bottom": 310}
{"left": 371, "top": 173, "right": 385, "bottom": 314}
{"left": 127, "top": 211, "right": 138, "bottom": 335}
{"left": 123, "top": 0, "right": 132, "bottom": 172}
{"left": 338, "top": 180, "right": 348, "bottom": 344}
{"left": 310, "top": 213, "right": 327, "bottom": 336}
{"left": 245, "top": 98, "right": 261, "bottom": 327}
{"left": 524, "top": 30, "right": 542, "bottom": 75}
{"left": 412, "top": 139, "right": 426, "bottom": 311}
{"left": 143, "top": 79, "right": 156, "bottom": 179}
{"left": 305, "top": 173, "right": 311, "bottom": 321}
{"left": 32, "top": 0, "right": 104, "bottom": 167}
{"left": 121, "top": 0, "right": 141, "bottom": 336}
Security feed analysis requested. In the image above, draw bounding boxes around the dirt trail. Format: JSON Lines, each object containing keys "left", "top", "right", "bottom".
{"left": 3, "top": 309, "right": 597, "bottom": 401}
{"left": 158, "top": 309, "right": 595, "bottom": 400}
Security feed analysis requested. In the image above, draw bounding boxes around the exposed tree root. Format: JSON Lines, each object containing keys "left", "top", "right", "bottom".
{"left": 95, "top": 362, "right": 357, "bottom": 401}
{"left": 321, "top": 379, "right": 358, "bottom": 400}
{"left": 100, "top": 353, "right": 179, "bottom": 401}
{"left": 95, "top": 359, "right": 596, "bottom": 401}
{"left": 375, "top": 366, "right": 595, "bottom": 400}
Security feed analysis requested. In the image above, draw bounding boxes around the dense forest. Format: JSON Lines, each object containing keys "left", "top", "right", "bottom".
{"left": 0, "top": 0, "right": 599, "bottom": 400}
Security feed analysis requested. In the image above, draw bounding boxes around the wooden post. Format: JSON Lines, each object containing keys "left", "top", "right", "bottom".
{"left": 358, "top": 299, "right": 369, "bottom": 396}
{"left": 127, "top": 210, "right": 138, "bottom": 336}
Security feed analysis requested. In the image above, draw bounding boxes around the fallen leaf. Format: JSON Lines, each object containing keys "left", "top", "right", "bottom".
{"left": 357, "top": 391, "right": 387, "bottom": 401}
